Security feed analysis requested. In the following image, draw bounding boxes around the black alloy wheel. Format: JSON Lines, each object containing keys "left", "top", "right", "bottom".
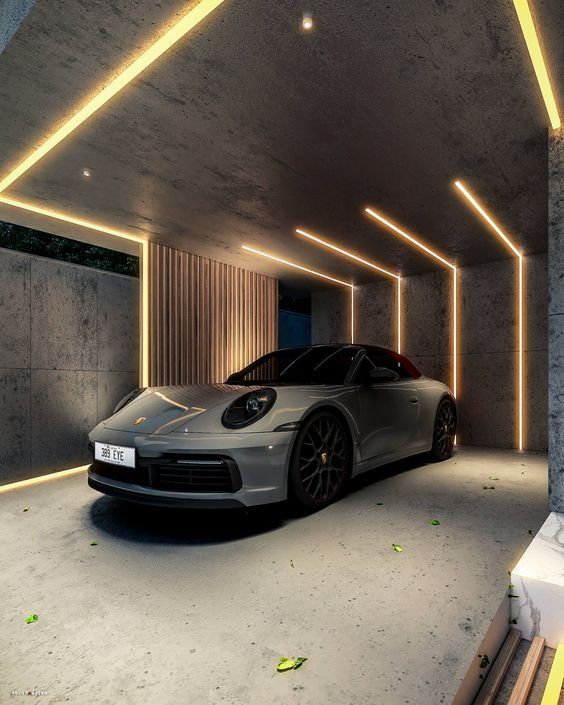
{"left": 288, "top": 411, "right": 351, "bottom": 509}
{"left": 430, "top": 397, "right": 457, "bottom": 461}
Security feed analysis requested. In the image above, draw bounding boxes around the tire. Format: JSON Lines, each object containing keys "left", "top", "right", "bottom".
{"left": 430, "top": 397, "right": 457, "bottom": 461}
{"left": 288, "top": 411, "right": 352, "bottom": 510}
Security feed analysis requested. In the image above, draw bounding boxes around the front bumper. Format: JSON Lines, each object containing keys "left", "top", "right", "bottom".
{"left": 87, "top": 429, "right": 295, "bottom": 508}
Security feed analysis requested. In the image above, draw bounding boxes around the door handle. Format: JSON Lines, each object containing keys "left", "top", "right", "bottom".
{"left": 408, "top": 396, "right": 419, "bottom": 404}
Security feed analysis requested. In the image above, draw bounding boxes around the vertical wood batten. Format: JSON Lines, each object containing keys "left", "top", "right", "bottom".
{"left": 149, "top": 242, "right": 278, "bottom": 386}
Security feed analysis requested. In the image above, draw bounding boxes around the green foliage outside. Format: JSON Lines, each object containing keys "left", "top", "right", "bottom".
{"left": 0, "top": 220, "right": 139, "bottom": 277}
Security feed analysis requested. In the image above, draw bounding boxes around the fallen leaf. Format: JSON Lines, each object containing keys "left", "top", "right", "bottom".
{"left": 90, "top": 541, "right": 98, "bottom": 546}
{"left": 478, "top": 654, "right": 490, "bottom": 669}
{"left": 482, "top": 486, "right": 495, "bottom": 490}
{"left": 277, "top": 658, "right": 295, "bottom": 672}
{"left": 25, "top": 614, "right": 39, "bottom": 624}
{"left": 429, "top": 519, "right": 440, "bottom": 526}
{"left": 489, "top": 476, "right": 499, "bottom": 481}
{"left": 290, "top": 560, "right": 294, "bottom": 569}
{"left": 392, "top": 543, "right": 403, "bottom": 552}
{"left": 22, "top": 506, "right": 30, "bottom": 512}
{"left": 276, "top": 656, "right": 308, "bottom": 673}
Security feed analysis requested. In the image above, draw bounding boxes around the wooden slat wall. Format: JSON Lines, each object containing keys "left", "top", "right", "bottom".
{"left": 149, "top": 242, "right": 278, "bottom": 386}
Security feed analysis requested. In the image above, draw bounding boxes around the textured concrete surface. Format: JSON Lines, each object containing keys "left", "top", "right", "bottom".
{"left": 312, "top": 254, "right": 548, "bottom": 451}
{"left": 0, "top": 0, "right": 35, "bottom": 53}
{"left": 0, "top": 248, "right": 139, "bottom": 484}
{"left": 0, "top": 447, "right": 547, "bottom": 705}
{"left": 0, "top": 369, "right": 30, "bottom": 483}
{"left": 549, "top": 128, "right": 564, "bottom": 512}
{"left": 31, "top": 257, "right": 98, "bottom": 371}
{"left": 0, "top": 0, "right": 557, "bottom": 286}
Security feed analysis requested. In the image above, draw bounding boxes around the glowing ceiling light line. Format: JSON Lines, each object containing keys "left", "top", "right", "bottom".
{"left": 296, "top": 228, "right": 399, "bottom": 280}
{"left": 0, "top": 194, "right": 150, "bottom": 387}
{"left": 454, "top": 179, "right": 524, "bottom": 450}
{"left": 242, "top": 245, "right": 355, "bottom": 344}
{"left": 296, "top": 227, "right": 402, "bottom": 352}
{"left": 512, "top": 0, "right": 561, "bottom": 130}
{"left": 364, "top": 206, "right": 458, "bottom": 398}
{"left": 364, "top": 208, "right": 455, "bottom": 271}
{"left": 0, "top": 0, "right": 227, "bottom": 193}
{"left": 0, "top": 465, "right": 89, "bottom": 494}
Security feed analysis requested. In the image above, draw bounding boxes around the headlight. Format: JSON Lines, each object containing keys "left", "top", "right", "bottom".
{"left": 113, "top": 387, "right": 146, "bottom": 415}
{"left": 222, "top": 388, "right": 276, "bottom": 429}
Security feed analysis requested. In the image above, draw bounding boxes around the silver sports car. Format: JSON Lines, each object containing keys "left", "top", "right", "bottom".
{"left": 88, "top": 344, "right": 457, "bottom": 509}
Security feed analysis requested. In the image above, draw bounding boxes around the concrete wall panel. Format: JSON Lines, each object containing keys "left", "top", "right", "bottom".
{"left": 0, "top": 368, "right": 30, "bottom": 482}
{"left": 0, "top": 248, "right": 139, "bottom": 484}
{"left": 31, "top": 257, "right": 97, "bottom": 371}
{"left": 98, "top": 272, "right": 139, "bottom": 372}
{"left": 312, "top": 288, "right": 350, "bottom": 345}
{"left": 31, "top": 369, "right": 96, "bottom": 473}
{"left": 0, "top": 249, "right": 30, "bottom": 368}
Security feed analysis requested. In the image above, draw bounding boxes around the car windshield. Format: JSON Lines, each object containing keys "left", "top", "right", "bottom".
{"left": 226, "top": 346, "right": 358, "bottom": 385}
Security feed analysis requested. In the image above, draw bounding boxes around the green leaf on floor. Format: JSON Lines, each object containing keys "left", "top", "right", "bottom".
{"left": 22, "top": 506, "right": 30, "bottom": 512}
{"left": 482, "top": 485, "right": 495, "bottom": 490}
{"left": 276, "top": 656, "right": 308, "bottom": 673}
{"left": 90, "top": 541, "right": 98, "bottom": 546}
{"left": 429, "top": 519, "right": 440, "bottom": 525}
{"left": 25, "top": 614, "right": 38, "bottom": 624}
{"left": 392, "top": 543, "right": 403, "bottom": 552}
{"left": 488, "top": 476, "right": 499, "bottom": 480}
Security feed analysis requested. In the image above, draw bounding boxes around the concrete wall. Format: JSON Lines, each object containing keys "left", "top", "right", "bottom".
{"left": 312, "top": 254, "right": 548, "bottom": 451}
{"left": 549, "top": 128, "right": 564, "bottom": 512}
{"left": 0, "top": 248, "right": 139, "bottom": 484}
{"left": 0, "top": 0, "right": 35, "bottom": 53}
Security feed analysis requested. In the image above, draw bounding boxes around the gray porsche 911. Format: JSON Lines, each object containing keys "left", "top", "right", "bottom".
{"left": 88, "top": 344, "right": 456, "bottom": 510}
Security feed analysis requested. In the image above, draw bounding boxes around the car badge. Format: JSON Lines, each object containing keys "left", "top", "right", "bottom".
{"left": 133, "top": 417, "right": 146, "bottom": 426}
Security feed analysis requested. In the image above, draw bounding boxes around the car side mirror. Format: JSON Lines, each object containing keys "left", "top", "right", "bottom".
{"left": 369, "top": 366, "right": 400, "bottom": 384}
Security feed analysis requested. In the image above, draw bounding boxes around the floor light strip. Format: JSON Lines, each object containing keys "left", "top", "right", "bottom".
{"left": 0, "top": 466, "right": 89, "bottom": 495}
{"left": 296, "top": 227, "right": 402, "bottom": 352}
{"left": 512, "top": 0, "right": 560, "bottom": 130}
{"left": 0, "top": 0, "right": 227, "bottom": 193}
{"left": 364, "top": 207, "right": 458, "bottom": 398}
{"left": 454, "top": 180, "right": 524, "bottom": 450}
{"left": 242, "top": 244, "right": 355, "bottom": 343}
{"left": 0, "top": 194, "right": 150, "bottom": 387}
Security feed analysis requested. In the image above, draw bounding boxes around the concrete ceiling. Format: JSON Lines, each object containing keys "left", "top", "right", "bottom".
{"left": 0, "top": 0, "right": 561, "bottom": 292}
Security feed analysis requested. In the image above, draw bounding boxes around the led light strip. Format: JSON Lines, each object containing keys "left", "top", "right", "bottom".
{"left": 512, "top": 0, "right": 560, "bottom": 130}
{"left": 296, "top": 227, "right": 402, "bottom": 352}
{"left": 0, "top": 195, "right": 150, "bottom": 387}
{"left": 454, "top": 180, "right": 524, "bottom": 450}
{"left": 0, "top": 0, "right": 227, "bottom": 193}
{"left": 0, "top": 465, "right": 89, "bottom": 494}
{"left": 365, "top": 207, "right": 458, "bottom": 398}
{"left": 242, "top": 244, "right": 355, "bottom": 343}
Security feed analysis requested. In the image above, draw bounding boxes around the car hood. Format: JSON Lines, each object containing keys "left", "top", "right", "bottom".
{"left": 103, "top": 384, "right": 261, "bottom": 435}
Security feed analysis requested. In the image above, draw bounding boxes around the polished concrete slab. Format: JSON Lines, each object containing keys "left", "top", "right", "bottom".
{"left": 0, "top": 447, "right": 548, "bottom": 705}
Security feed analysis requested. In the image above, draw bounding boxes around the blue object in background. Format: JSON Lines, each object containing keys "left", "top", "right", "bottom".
{"left": 278, "top": 309, "right": 311, "bottom": 348}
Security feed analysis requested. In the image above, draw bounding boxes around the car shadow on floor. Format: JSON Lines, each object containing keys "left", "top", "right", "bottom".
{"left": 87, "top": 452, "right": 433, "bottom": 546}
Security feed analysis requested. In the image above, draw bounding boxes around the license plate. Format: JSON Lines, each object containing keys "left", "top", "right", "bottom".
{"left": 95, "top": 442, "right": 135, "bottom": 468}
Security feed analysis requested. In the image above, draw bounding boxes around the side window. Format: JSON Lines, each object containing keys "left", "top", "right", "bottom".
{"left": 355, "top": 351, "right": 411, "bottom": 383}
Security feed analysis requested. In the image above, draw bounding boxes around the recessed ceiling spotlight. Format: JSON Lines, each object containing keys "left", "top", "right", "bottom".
{"left": 82, "top": 168, "right": 91, "bottom": 178}
{"left": 302, "top": 15, "right": 313, "bottom": 30}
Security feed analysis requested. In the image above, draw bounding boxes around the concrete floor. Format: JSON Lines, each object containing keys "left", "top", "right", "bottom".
{"left": 1, "top": 446, "right": 549, "bottom": 705}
